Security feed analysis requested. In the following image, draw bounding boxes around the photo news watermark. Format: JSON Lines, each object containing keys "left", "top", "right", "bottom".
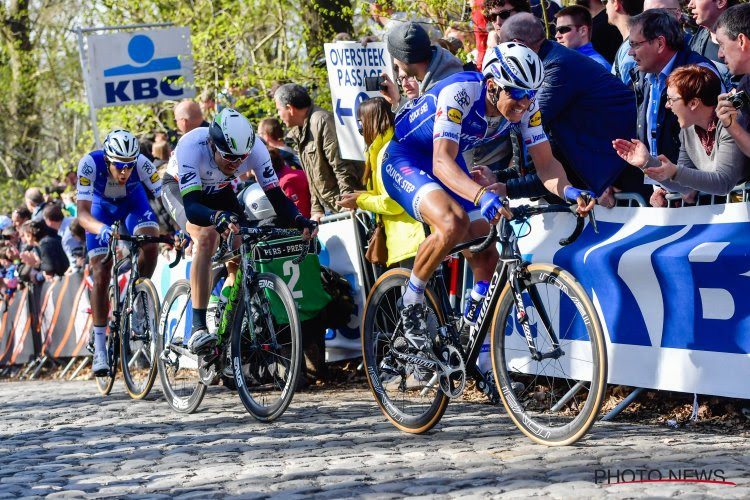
{"left": 594, "top": 468, "right": 736, "bottom": 486}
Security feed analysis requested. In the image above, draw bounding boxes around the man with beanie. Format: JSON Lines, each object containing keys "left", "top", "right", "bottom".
{"left": 381, "top": 22, "right": 465, "bottom": 113}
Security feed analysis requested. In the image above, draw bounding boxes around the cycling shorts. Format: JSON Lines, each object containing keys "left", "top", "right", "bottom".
{"left": 381, "top": 139, "right": 479, "bottom": 223}
{"left": 162, "top": 176, "right": 245, "bottom": 232}
{"left": 86, "top": 186, "right": 158, "bottom": 257}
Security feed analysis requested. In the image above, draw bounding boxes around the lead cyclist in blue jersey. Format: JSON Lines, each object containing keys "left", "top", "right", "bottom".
{"left": 76, "top": 129, "right": 162, "bottom": 375}
{"left": 382, "top": 42, "right": 595, "bottom": 336}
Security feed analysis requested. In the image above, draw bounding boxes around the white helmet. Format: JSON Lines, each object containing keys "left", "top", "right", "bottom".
{"left": 241, "top": 183, "right": 276, "bottom": 221}
{"left": 482, "top": 43, "right": 544, "bottom": 91}
{"left": 209, "top": 108, "right": 256, "bottom": 156}
{"left": 103, "top": 129, "right": 139, "bottom": 160}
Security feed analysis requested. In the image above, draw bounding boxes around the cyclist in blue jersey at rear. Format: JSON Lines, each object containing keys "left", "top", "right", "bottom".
{"left": 76, "top": 129, "right": 162, "bottom": 376}
{"left": 382, "top": 42, "right": 595, "bottom": 338}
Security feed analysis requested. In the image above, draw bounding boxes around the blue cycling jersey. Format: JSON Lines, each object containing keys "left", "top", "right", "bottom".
{"left": 76, "top": 150, "right": 161, "bottom": 202}
{"left": 393, "top": 71, "right": 547, "bottom": 160}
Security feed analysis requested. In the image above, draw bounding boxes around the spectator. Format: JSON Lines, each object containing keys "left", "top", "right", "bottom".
{"left": 274, "top": 83, "right": 363, "bottom": 221}
{"left": 27, "top": 219, "right": 68, "bottom": 279}
{"left": 499, "top": 14, "right": 644, "bottom": 202}
{"left": 614, "top": 65, "right": 749, "bottom": 206}
{"left": 25, "top": 187, "right": 48, "bottom": 222}
{"left": 42, "top": 204, "right": 83, "bottom": 272}
{"left": 472, "top": 0, "right": 490, "bottom": 67}
{"left": 381, "top": 22, "right": 465, "bottom": 113}
{"left": 716, "top": 4, "right": 750, "bottom": 157}
{"left": 61, "top": 190, "right": 76, "bottom": 217}
{"left": 578, "top": 0, "right": 624, "bottom": 63}
{"left": 258, "top": 117, "right": 301, "bottom": 169}
{"left": 268, "top": 148, "right": 312, "bottom": 218}
{"left": 688, "top": 0, "right": 737, "bottom": 89}
{"left": 174, "top": 99, "right": 209, "bottom": 135}
{"left": 67, "top": 218, "right": 87, "bottom": 272}
{"left": 555, "top": 5, "right": 612, "bottom": 70}
{"left": 337, "top": 97, "right": 425, "bottom": 268}
{"left": 151, "top": 140, "right": 171, "bottom": 169}
{"left": 11, "top": 207, "right": 31, "bottom": 233}
{"left": 484, "top": 0, "right": 531, "bottom": 49}
{"left": 607, "top": 0, "right": 645, "bottom": 87}
{"left": 629, "top": 9, "right": 718, "bottom": 163}
{"left": 63, "top": 168, "right": 77, "bottom": 189}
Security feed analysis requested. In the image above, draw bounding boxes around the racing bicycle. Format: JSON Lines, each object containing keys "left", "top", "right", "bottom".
{"left": 156, "top": 225, "right": 307, "bottom": 421}
{"left": 361, "top": 202, "right": 608, "bottom": 446}
{"left": 92, "top": 221, "right": 180, "bottom": 398}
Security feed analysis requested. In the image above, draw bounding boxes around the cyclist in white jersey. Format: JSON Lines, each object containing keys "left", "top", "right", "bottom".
{"left": 162, "top": 108, "right": 317, "bottom": 354}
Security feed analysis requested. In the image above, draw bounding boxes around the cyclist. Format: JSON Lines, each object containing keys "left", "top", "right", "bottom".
{"left": 382, "top": 42, "right": 594, "bottom": 337}
{"left": 77, "top": 129, "right": 162, "bottom": 376}
{"left": 161, "top": 108, "right": 317, "bottom": 355}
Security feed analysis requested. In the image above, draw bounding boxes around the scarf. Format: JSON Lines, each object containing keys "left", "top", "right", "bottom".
{"left": 695, "top": 114, "right": 718, "bottom": 156}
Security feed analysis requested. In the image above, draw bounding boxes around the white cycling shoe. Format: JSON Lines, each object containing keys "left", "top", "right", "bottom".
{"left": 92, "top": 350, "right": 109, "bottom": 376}
{"left": 188, "top": 328, "right": 217, "bottom": 355}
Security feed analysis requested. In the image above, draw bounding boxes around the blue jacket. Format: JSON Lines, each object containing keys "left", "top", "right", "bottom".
{"left": 536, "top": 40, "right": 636, "bottom": 196}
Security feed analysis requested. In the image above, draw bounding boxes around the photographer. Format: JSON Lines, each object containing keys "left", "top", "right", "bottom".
{"left": 716, "top": 4, "right": 750, "bottom": 157}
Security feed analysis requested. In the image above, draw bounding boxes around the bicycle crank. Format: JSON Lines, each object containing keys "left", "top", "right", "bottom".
{"left": 436, "top": 345, "right": 466, "bottom": 398}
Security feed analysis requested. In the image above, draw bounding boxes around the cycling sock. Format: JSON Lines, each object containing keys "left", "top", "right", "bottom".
{"left": 403, "top": 274, "right": 426, "bottom": 307}
{"left": 192, "top": 308, "right": 208, "bottom": 333}
{"left": 93, "top": 325, "right": 107, "bottom": 352}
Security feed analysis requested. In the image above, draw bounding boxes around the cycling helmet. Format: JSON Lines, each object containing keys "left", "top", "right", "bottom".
{"left": 240, "top": 183, "right": 276, "bottom": 221}
{"left": 209, "top": 108, "right": 256, "bottom": 156}
{"left": 103, "top": 129, "right": 139, "bottom": 160}
{"left": 482, "top": 43, "right": 544, "bottom": 91}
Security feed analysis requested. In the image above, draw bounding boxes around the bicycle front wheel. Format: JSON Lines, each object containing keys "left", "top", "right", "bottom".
{"left": 95, "top": 287, "right": 118, "bottom": 396}
{"left": 361, "top": 268, "right": 449, "bottom": 434}
{"left": 491, "top": 263, "right": 607, "bottom": 446}
{"left": 156, "top": 279, "right": 206, "bottom": 413}
{"left": 121, "top": 278, "right": 160, "bottom": 399}
{"left": 231, "top": 272, "right": 302, "bottom": 422}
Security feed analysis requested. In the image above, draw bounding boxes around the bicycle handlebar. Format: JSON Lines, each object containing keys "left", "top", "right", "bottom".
{"left": 212, "top": 226, "right": 311, "bottom": 265}
{"left": 102, "top": 221, "right": 182, "bottom": 267}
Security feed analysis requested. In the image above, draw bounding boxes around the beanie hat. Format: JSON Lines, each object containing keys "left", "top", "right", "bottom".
{"left": 386, "top": 22, "right": 432, "bottom": 64}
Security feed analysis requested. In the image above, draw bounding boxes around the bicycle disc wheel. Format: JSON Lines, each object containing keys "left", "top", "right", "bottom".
{"left": 231, "top": 272, "right": 302, "bottom": 422}
{"left": 491, "top": 263, "right": 607, "bottom": 446}
{"left": 121, "top": 278, "right": 160, "bottom": 400}
{"left": 361, "top": 268, "right": 449, "bottom": 434}
{"left": 95, "top": 287, "right": 118, "bottom": 396}
{"left": 156, "top": 279, "right": 206, "bottom": 413}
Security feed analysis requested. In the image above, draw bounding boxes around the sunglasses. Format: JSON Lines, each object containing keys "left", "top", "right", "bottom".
{"left": 215, "top": 147, "right": 248, "bottom": 163}
{"left": 489, "top": 10, "right": 514, "bottom": 22}
{"left": 503, "top": 87, "right": 537, "bottom": 101}
{"left": 556, "top": 25, "right": 581, "bottom": 35}
{"left": 110, "top": 159, "right": 137, "bottom": 170}
{"left": 357, "top": 119, "right": 363, "bottom": 136}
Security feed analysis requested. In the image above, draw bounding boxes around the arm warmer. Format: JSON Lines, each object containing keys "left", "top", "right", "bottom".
{"left": 265, "top": 186, "right": 301, "bottom": 228}
{"left": 183, "top": 190, "right": 217, "bottom": 227}
{"left": 506, "top": 173, "right": 548, "bottom": 200}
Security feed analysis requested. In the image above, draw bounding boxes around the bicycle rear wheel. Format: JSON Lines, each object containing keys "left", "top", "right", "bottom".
{"left": 121, "top": 278, "right": 160, "bottom": 399}
{"left": 361, "top": 268, "right": 449, "bottom": 434}
{"left": 156, "top": 279, "right": 206, "bottom": 413}
{"left": 491, "top": 263, "right": 607, "bottom": 446}
{"left": 231, "top": 272, "right": 302, "bottom": 422}
{"left": 95, "top": 287, "right": 118, "bottom": 396}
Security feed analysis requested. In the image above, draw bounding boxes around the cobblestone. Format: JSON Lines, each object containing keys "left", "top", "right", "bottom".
{"left": 0, "top": 380, "right": 748, "bottom": 497}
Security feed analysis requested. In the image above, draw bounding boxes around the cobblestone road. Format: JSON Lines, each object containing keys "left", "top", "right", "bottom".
{"left": 1, "top": 380, "right": 748, "bottom": 498}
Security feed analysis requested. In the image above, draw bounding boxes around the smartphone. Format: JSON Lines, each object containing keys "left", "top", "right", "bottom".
{"left": 364, "top": 75, "right": 387, "bottom": 92}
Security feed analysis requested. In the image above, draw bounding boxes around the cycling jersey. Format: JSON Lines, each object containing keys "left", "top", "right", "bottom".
{"left": 166, "top": 127, "right": 279, "bottom": 196}
{"left": 384, "top": 71, "right": 546, "bottom": 221}
{"left": 77, "top": 150, "right": 162, "bottom": 201}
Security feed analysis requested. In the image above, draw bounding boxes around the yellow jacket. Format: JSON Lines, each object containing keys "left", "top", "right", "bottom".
{"left": 356, "top": 129, "right": 425, "bottom": 266}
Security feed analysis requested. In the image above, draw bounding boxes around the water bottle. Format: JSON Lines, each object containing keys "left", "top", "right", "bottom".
{"left": 463, "top": 280, "right": 489, "bottom": 325}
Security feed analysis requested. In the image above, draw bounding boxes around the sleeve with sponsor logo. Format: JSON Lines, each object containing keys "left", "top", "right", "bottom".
{"left": 519, "top": 100, "right": 548, "bottom": 148}
{"left": 175, "top": 142, "right": 203, "bottom": 196}
{"left": 432, "top": 81, "right": 479, "bottom": 144}
{"left": 76, "top": 154, "right": 95, "bottom": 202}
{"left": 247, "top": 141, "right": 280, "bottom": 191}
{"left": 137, "top": 155, "right": 162, "bottom": 198}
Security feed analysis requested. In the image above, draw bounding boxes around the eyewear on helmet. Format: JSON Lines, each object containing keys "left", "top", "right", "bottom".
{"left": 556, "top": 25, "right": 581, "bottom": 35}
{"left": 503, "top": 86, "right": 537, "bottom": 101}
{"left": 109, "top": 158, "right": 137, "bottom": 170}
{"left": 214, "top": 146, "right": 248, "bottom": 163}
{"left": 489, "top": 9, "right": 515, "bottom": 22}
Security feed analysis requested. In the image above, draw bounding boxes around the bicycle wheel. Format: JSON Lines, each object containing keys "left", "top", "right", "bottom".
{"left": 231, "top": 272, "right": 302, "bottom": 422}
{"left": 361, "top": 268, "right": 449, "bottom": 434}
{"left": 156, "top": 279, "right": 207, "bottom": 413}
{"left": 95, "top": 287, "right": 118, "bottom": 396}
{"left": 491, "top": 263, "right": 607, "bottom": 446}
{"left": 121, "top": 278, "right": 160, "bottom": 399}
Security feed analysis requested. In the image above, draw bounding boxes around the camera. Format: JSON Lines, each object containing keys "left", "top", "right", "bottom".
{"left": 364, "top": 75, "right": 387, "bottom": 92}
{"left": 729, "top": 90, "right": 750, "bottom": 110}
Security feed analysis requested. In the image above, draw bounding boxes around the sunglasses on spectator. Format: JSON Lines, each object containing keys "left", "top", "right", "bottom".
{"left": 556, "top": 25, "right": 581, "bottom": 35}
{"left": 215, "top": 146, "right": 248, "bottom": 163}
{"left": 503, "top": 87, "right": 537, "bottom": 101}
{"left": 109, "top": 158, "right": 137, "bottom": 170}
{"left": 489, "top": 10, "right": 515, "bottom": 22}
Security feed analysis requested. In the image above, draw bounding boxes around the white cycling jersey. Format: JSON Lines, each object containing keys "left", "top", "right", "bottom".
{"left": 166, "top": 127, "right": 279, "bottom": 196}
